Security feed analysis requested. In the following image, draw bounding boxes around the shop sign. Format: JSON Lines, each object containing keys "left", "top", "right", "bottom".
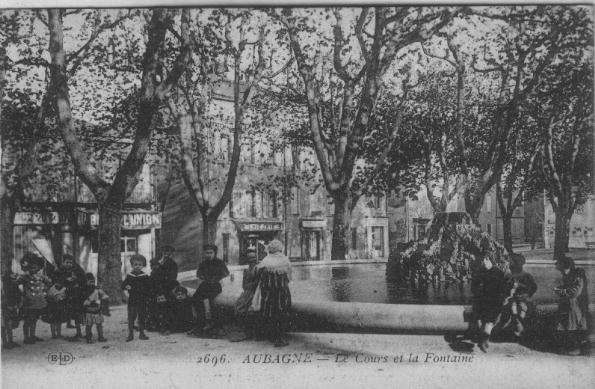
{"left": 237, "top": 221, "right": 283, "bottom": 232}
{"left": 90, "top": 212, "right": 162, "bottom": 229}
{"left": 301, "top": 219, "right": 326, "bottom": 229}
{"left": 14, "top": 212, "right": 68, "bottom": 225}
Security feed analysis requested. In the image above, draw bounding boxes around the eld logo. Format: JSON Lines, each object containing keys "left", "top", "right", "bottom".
{"left": 47, "top": 352, "right": 75, "bottom": 365}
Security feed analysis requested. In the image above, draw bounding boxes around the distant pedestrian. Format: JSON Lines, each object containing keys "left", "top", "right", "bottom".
{"left": 122, "top": 254, "right": 152, "bottom": 342}
{"left": 471, "top": 254, "right": 511, "bottom": 352}
{"left": 1, "top": 273, "right": 22, "bottom": 349}
{"left": 17, "top": 253, "right": 51, "bottom": 344}
{"left": 82, "top": 273, "right": 109, "bottom": 343}
{"left": 254, "top": 240, "right": 292, "bottom": 347}
{"left": 231, "top": 250, "right": 259, "bottom": 342}
{"left": 190, "top": 244, "right": 230, "bottom": 335}
{"left": 554, "top": 256, "right": 590, "bottom": 355}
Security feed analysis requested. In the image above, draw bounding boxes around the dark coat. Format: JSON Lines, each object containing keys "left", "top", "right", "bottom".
{"left": 557, "top": 268, "right": 589, "bottom": 332}
{"left": 55, "top": 264, "right": 87, "bottom": 317}
{"left": 122, "top": 272, "right": 153, "bottom": 305}
{"left": 193, "top": 258, "right": 230, "bottom": 301}
{"left": 471, "top": 267, "right": 511, "bottom": 323}
{"left": 167, "top": 298, "right": 194, "bottom": 332}
{"left": 234, "top": 266, "right": 259, "bottom": 316}
{"left": 151, "top": 257, "right": 179, "bottom": 297}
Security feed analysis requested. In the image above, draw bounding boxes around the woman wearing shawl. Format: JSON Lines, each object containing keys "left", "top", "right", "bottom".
{"left": 255, "top": 240, "right": 292, "bottom": 347}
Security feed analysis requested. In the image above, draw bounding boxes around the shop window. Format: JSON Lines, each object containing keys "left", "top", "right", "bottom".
{"left": 371, "top": 226, "right": 384, "bottom": 257}
{"left": 120, "top": 236, "right": 137, "bottom": 253}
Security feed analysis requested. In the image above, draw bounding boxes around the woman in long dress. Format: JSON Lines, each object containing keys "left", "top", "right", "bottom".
{"left": 554, "top": 256, "right": 589, "bottom": 355}
{"left": 255, "top": 240, "right": 292, "bottom": 347}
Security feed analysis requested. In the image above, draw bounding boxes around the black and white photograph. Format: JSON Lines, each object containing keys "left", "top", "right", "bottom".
{"left": 0, "top": 1, "right": 593, "bottom": 388}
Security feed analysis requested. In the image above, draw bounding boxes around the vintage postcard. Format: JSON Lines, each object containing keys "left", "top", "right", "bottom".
{"left": 1, "top": 1, "right": 594, "bottom": 388}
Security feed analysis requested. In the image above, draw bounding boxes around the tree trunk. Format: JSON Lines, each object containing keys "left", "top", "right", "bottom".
{"left": 330, "top": 195, "right": 353, "bottom": 260}
{"left": 501, "top": 212, "right": 513, "bottom": 253}
{"left": 553, "top": 208, "right": 571, "bottom": 261}
{"left": 96, "top": 203, "right": 123, "bottom": 304}
{"left": 198, "top": 210, "right": 219, "bottom": 265}
{"left": 202, "top": 213, "right": 218, "bottom": 246}
{"left": 0, "top": 193, "right": 16, "bottom": 275}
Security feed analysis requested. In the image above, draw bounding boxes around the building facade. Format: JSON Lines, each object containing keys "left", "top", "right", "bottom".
{"left": 544, "top": 195, "right": 595, "bottom": 249}
{"left": 159, "top": 82, "right": 389, "bottom": 266}
{"left": 11, "top": 162, "right": 160, "bottom": 278}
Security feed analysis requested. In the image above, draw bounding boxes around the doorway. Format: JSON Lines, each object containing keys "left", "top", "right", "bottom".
{"left": 301, "top": 229, "right": 321, "bottom": 261}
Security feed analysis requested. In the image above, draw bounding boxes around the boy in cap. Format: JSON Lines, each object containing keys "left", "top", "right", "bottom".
{"left": 189, "top": 244, "right": 230, "bottom": 335}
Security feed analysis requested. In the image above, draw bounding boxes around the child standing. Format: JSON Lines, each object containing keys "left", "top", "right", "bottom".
{"left": 55, "top": 255, "right": 86, "bottom": 340}
{"left": 1, "top": 273, "right": 22, "bottom": 349}
{"left": 18, "top": 253, "right": 51, "bottom": 344}
{"left": 122, "top": 254, "right": 152, "bottom": 342}
{"left": 82, "top": 273, "right": 109, "bottom": 343}
{"left": 46, "top": 280, "right": 69, "bottom": 339}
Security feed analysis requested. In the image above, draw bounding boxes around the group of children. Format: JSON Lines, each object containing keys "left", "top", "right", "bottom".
{"left": 470, "top": 251, "right": 590, "bottom": 356}
{"left": 0, "top": 244, "right": 224, "bottom": 347}
{"left": 1, "top": 252, "right": 109, "bottom": 348}
{"left": 120, "top": 247, "right": 203, "bottom": 342}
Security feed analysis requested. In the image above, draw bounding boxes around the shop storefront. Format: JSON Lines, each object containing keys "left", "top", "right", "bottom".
{"left": 299, "top": 218, "right": 326, "bottom": 261}
{"left": 233, "top": 220, "right": 283, "bottom": 264}
{"left": 12, "top": 208, "right": 161, "bottom": 279}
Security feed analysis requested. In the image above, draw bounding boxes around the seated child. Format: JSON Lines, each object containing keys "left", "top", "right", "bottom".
{"left": 164, "top": 286, "right": 195, "bottom": 334}
{"left": 17, "top": 253, "right": 51, "bottom": 344}
{"left": 82, "top": 273, "right": 109, "bottom": 343}
{"left": 2, "top": 273, "right": 22, "bottom": 349}
{"left": 505, "top": 254, "right": 537, "bottom": 338}
{"left": 122, "top": 254, "right": 152, "bottom": 342}
{"left": 46, "top": 280, "right": 69, "bottom": 339}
